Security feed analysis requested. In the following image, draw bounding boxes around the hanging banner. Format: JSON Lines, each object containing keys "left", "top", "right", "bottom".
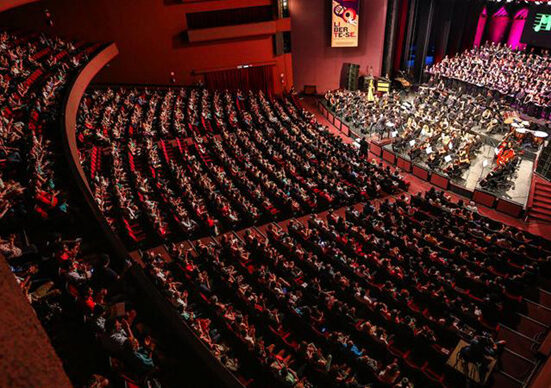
{"left": 331, "top": 0, "right": 360, "bottom": 47}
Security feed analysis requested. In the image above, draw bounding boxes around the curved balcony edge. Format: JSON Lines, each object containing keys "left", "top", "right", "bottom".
{"left": 0, "top": 0, "right": 39, "bottom": 13}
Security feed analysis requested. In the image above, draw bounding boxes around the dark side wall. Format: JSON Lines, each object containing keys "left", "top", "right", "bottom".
{"left": 0, "top": 255, "right": 73, "bottom": 388}
{"left": 290, "top": 0, "right": 388, "bottom": 93}
{"left": 0, "top": 0, "right": 292, "bottom": 91}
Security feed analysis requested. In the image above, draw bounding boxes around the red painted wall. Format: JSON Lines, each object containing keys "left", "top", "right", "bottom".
{"left": 0, "top": 0, "right": 292, "bottom": 93}
{"left": 290, "top": 0, "right": 388, "bottom": 93}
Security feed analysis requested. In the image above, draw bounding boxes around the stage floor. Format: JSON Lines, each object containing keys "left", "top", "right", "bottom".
{"left": 318, "top": 98, "right": 541, "bottom": 207}
{"left": 382, "top": 142, "right": 533, "bottom": 207}
{"left": 455, "top": 144, "right": 533, "bottom": 206}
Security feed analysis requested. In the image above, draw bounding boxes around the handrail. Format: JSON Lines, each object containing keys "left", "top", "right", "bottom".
{"left": 0, "top": 0, "right": 39, "bottom": 13}
{"left": 60, "top": 42, "right": 244, "bottom": 388}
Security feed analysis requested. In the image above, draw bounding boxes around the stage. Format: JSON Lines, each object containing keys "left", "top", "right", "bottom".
{"left": 317, "top": 97, "right": 547, "bottom": 213}
{"left": 382, "top": 142, "right": 535, "bottom": 208}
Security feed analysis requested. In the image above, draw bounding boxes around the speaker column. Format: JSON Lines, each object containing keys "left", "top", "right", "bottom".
{"left": 340, "top": 63, "right": 360, "bottom": 90}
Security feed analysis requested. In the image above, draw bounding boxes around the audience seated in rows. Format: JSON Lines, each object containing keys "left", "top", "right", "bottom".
{"left": 0, "top": 31, "right": 100, "bottom": 221}
{"left": 428, "top": 42, "right": 551, "bottom": 119}
{"left": 78, "top": 88, "right": 408, "bottom": 246}
{"left": 137, "top": 185, "right": 550, "bottom": 388}
{"left": 5, "top": 229, "right": 172, "bottom": 387}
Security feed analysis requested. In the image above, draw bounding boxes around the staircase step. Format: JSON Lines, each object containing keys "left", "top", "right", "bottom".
{"left": 535, "top": 192, "right": 551, "bottom": 201}
{"left": 535, "top": 179, "right": 551, "bottom": 189}
{"left": 497, "top": 326, "right": 539, "bottom": 362}
{"left": 531, "top": 204, "right": 551, "bottom": 216}
{"left": 535, "top": 185, "right": 551, "bottom": 195}
{"left": 499, "top": 349, "right": 536, "bottom": 382}
{"left": 514, "top": 313, "right": 548, "bottom": 339}
{"left": 525, "top": 299, "right": 551, "bottom": 326}
{"left": 533, "top": 196, "right": 551, "bottom": 206}
{"left": 528, "top": 210, "right": 551, "bottom": 222}
{"left": 491, "top": 370, "right": 523, "bottom": 388}
{"left": 536, "top": 288, "right": 551, "bottom": 310}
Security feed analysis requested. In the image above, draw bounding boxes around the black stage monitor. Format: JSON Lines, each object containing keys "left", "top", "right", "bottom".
{"left": 521, "top": 5, "right": 551, "bottom": 49}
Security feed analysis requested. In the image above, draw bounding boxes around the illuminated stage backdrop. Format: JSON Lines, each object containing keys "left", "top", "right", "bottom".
{"left": 521, "top": 5, "right": 551, "bottom": 49}
{"left": 331, "top": 0, "right": 360, "bottom": 47}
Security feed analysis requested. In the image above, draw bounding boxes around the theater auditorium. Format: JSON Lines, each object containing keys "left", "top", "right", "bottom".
{"left": 1, "top": 0, "right": 551, "bottom": 387}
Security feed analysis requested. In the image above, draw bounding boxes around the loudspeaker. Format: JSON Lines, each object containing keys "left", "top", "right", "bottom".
{"left": 340, "top": 63, "right": 360, "bottom": 90}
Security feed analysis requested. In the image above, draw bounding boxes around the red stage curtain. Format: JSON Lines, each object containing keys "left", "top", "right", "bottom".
{"left": 204, "top": 65, "right": 274, "bottom": 94}
{"left": 486, "top": 6, "right": 510, "bottom": 44}
{"left": 392, "top": 0, "right": 409, "bottom": 72}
